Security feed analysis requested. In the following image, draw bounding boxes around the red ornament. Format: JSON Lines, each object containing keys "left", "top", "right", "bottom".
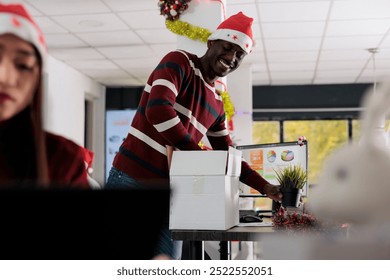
{"left": 297, "top": 135, "right": 306, "bottom": 146}
{"left": 159, "top": 0, "right": 191, "bottom": 21}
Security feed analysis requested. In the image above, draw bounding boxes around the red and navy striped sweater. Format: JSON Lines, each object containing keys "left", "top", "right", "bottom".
{"left": 112, "top": 50, "right": 268, "bottom": 194}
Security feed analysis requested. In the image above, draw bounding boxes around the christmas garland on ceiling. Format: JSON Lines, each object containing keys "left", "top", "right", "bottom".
{"left": 159, "top": 0, "right": 211, "bottom": 42}
{"left": 159, "top": 0, "right": 212, "bottom": 44}
{"left": 165, "top": 20, "right": 211, "bottom": 43}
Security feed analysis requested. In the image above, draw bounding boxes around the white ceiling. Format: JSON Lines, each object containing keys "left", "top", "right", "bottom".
{"left": 5, "top": 0, "right": 390, "bottom": 86}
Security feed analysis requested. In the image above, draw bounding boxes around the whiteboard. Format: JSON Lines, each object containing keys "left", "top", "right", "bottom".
{"left": 237, "top": 141, "right": 309, "bottom": 197}
{"left": 105, "top": 110, "right": 136, "bottom": 182}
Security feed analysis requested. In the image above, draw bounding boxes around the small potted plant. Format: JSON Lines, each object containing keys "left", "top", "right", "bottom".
{"left": 274, "top": 164, "right": 307, "bottom": 208}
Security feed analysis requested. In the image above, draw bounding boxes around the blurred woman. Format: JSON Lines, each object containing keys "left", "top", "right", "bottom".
{"left": 0, "top": 3, "right": 88, "bottom": 187}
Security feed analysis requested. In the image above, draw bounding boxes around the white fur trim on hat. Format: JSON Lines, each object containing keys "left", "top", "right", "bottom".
{"left": 208, "top": 11, "right": 254, "bottom": 54}
{"left": 208, "top": 28, "right": 253, "bottom": 54}
{"left": 0, "top": 4, "right": 47, "bottom": 65}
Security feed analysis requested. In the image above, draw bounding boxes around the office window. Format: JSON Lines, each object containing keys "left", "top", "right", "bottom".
{"left": 352, "top": 119, "right": 362, "bottom": 143}
{"left": 252, "top": 121, "right": 280, "bottom": 144}
{"left": 352, "top": 119, "right": 390, "bottom": 143}
{"left": 283, "top": 120, "right": 349, "bottom": 185}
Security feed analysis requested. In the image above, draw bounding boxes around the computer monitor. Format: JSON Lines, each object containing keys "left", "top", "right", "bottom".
{"left": 0, "top": 185, "right": 170, "bottom": 260}
{"left": 237, "top": 141, "right": 309, "bottom": 197}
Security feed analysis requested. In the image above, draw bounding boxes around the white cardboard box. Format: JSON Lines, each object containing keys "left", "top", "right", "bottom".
{"left": 169, "top": 147, "right": 242, "bottom": 230}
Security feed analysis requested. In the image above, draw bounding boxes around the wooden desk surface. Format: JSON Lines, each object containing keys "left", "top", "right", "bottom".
{"left": 171, "top": 225, "right": 275, "bottom": 242}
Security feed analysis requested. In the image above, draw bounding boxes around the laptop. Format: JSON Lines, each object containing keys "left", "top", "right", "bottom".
{"left": 0, "top": 185, "right": 170, "bottom": 260}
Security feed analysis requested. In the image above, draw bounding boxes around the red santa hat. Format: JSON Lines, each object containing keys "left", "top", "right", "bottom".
{"left": 0, "top": 3, "right": 46, "bottom": 63}
{"left": 82, "top": 148, "right": 95, "bottom": 175}
{"left": 208, "top": 12, "right": 254, "bottom": 54}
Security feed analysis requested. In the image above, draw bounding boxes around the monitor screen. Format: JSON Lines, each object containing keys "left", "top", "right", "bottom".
{"left": 237, "top": 141, "right": 309, "bottom": 197}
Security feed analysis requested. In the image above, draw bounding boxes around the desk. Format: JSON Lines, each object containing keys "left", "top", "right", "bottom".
{"left": 172, "top": 225, "right": 274, "bottom": 260}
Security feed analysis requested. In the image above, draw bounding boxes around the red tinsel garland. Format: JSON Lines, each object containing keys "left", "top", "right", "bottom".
{"left": 272, "top": 206, "right": 318, "bottom": 230}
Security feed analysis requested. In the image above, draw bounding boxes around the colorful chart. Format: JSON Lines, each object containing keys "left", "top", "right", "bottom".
{"left": 267, "top": 150, "right": 276, "bottom": 163}
{"left": 281, "top": 150, "right": 294, "bottom": 162}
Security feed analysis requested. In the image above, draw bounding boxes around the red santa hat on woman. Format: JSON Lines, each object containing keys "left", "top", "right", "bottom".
{"left": 0, "top": 3, "right": 47, "bottom": 63}
{"left": 208, "top": 12, "right": 254, "bottom": 54}
{"left": 82, "top": 147, "right": 95, "bottom": 175}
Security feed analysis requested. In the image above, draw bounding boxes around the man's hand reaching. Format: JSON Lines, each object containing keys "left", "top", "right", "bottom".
{"left": 263, "top": 183, "right": 282, "bottom": 202}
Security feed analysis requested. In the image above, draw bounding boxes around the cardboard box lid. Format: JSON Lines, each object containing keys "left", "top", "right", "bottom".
{"left": 170, "top": 147, "right": 242, "bottom": 176}
{"left": 170, "top": 150, "right": 228, "bottom": 175}
{"left": 226, "top": 147, "right": 242, "bottom": 176}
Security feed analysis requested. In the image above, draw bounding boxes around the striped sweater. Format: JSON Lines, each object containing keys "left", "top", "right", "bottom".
{"left": 112, "top": 50, "right": 268, "bottom": 194}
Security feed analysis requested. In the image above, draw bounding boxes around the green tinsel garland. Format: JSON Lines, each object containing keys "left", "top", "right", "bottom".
{"left": 165, "top": 19, "right": 211, "bottom": 43}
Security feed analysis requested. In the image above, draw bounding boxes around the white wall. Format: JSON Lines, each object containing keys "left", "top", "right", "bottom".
{"left": 43, "top": 55, "right": 106, "bottom": 184}
{"left": 228, "top": 64, "right": 253, "bottom": 146}
{"left": 85, "top": 90, "right": 106, "bottom": 185}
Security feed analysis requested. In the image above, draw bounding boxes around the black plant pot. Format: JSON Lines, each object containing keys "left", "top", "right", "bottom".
{"left": 280, "top": 187, "right": 301, "bottom": 208}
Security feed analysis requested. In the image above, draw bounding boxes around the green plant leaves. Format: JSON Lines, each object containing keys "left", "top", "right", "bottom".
{"left": 274, "top": 164, "right": 307, "bottom": 189}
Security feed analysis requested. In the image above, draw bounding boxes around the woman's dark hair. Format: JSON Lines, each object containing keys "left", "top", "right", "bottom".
{"left": 30, "top": 47, "right": 49, "bottom": 185}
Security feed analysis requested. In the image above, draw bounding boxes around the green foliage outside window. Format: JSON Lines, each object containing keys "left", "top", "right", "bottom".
{"left": 352, "top": 119, "right": 390, "bottom": 143}
{"left": 352, "top": 120, "right": 362, "bottom": 143}
{"left": 284, "top": 120, "right": 349, "bottom": 184}
{"left": 252, "top": 121, "right": 280, "bottom": 144}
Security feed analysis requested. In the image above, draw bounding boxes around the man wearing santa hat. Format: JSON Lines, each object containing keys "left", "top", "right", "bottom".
{"left": 107, "top": 12, "right": 282, "bottom": 259}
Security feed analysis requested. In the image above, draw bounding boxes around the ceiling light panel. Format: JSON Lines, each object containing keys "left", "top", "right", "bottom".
{"left": 49, "top": 48, "right": 105, "bottom": 61}
{"left": 103, "top": 0, "right": 156, "bottom": 12}
{"left": 320, "top": 49, "right": 371, "bottom": 61}
{"left": 322, "top": 36, "right": 383, "bottom": 50}
{"left": 77, "top": 30, "right": 143, "bottom": 47}
{"left": 258, "top": 2, "right": 331, "bottom": 22}
{"left": 34, "top": 16, "right": 68, "bottom": 34}
{"left": 113, "top": 57, "right": 162, "bottom": 70}
{"left": 26, "top": 0, "right": 110, "bottom": 15}
{"left": 265, "top": 38, "right": 321, "bottom": 51}
{"left": 52, "top": 14, "right": 128, "bottom": 33}
{"left": 118, "top": 11, "right": 166, "bottom": 29}
{"left": 266, "top": 51, "right": 318, "bottom": 63}
{"left": 327, "top": 19, "right": 390, "bottom": 36}
{"left": 66, "top": 59, "right": 120, "bottom": 70}
{"left": 97, "top": 45, "right": 155, "bottom": 59}
{"left": 331, "top": 0, "right": 390, "bottom": 20}
{"left": 262, "top": 21, "right": 325, "bottom": 38}
{"left": 136, "top": 29, "right": 177, "bottom": 44}
{"left": 226, "top": 3, "right": 258, "bottom": 19}
{"left": 45, "top": 34, "right": 88, "bottom": 49}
